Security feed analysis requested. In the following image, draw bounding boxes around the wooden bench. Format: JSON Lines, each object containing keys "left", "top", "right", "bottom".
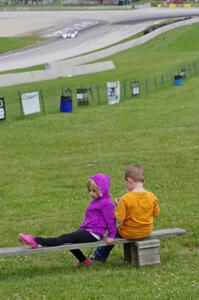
{"left": 0, "top": 228, "right": 186, "bottom": 267}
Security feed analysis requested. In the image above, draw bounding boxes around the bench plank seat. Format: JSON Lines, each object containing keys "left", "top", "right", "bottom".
{"left": 0, "top": 228, "right": 186, "bottom": 258}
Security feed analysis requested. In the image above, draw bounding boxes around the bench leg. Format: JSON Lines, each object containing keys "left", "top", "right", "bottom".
{"left": 123, "top": 243, "right": 132, "bottom": 263}
{"left": 123, "top": 239, "right": 161, "bottom": 267}
{"left": 123, "top": 243, "right": 141, "bottom": 266}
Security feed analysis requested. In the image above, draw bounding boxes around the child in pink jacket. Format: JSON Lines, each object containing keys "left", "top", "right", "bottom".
{"left": 19, "top": 174, "right": 116, "bottom": 266}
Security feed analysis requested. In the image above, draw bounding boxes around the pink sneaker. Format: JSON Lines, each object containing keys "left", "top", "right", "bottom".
{"left": 18, "top": 233, "right": 39, "bottom": 249}
{"left": 76, "top": 258, "right": 92, "bottom": 267}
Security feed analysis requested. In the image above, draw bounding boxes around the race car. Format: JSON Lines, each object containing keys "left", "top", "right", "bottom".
{"left": 62, "top": 29, "right": 78, "bottom": 39}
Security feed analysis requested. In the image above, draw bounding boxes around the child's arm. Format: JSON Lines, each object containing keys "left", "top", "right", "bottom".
{"left": 104, "top": 217, "right": 124, "bottom": 244}
{"left": 153, "top": 199, "right": 160, "bottom": 217}
{"left": 104, "top": 218, "right": 124, "bottom": 244}
{"left": 115, "top": 197, "right": 126, "bottom": 225}
{"left": 114, "top": 197, "right": 120, "bottom": 208}
{"left": 115, "top": 198, "right": 125, "bottom": 227}
{"left": 102, "top": 203, "right": 117, "bottom": 244}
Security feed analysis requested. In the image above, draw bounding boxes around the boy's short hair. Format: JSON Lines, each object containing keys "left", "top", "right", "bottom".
{"left": 124, "top": 164, "right": 144, "bottom": 183}
{"left": 87, "top": 179, "right": 101, "bottom": 197}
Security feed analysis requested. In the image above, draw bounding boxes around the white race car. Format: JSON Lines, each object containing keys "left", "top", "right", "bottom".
{"left": 62, "top": 29, "right": 78, "bottom": 39}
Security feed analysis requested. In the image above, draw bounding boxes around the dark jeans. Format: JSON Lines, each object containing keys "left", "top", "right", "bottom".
{"left": 93, "top": 230, "right": 122, "bottom": 262}
{"left": 35, "top": 230, "right": 98, "bottom": 262}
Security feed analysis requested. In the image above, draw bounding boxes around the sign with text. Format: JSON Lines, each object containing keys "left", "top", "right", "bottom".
{"left": 131, "top": 81, "right": 140, "bottom": 96}
{"left": 107, "top": 81, "right": 120, "bottom": 105}
{"left": 21, "top": 92, "right": 41, "bottom": 116}
{"left": 0, "top": 97, "right": 6, "bottom": 121}
{"left": 76, "top": 88, "right": 91, "bottom": 105}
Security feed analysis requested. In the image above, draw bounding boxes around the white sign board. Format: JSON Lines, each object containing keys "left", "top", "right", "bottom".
{"left": 76, "top": 93, "right": 84, "bottom": 100}
{"left": 0, "top": 108, "right": 5, "bottom": 120}
{"left": 107, "top": 81, "right": 120, "bottom": 105}
{"left": 133, "top": 86, "right": 139, "bottom": 95}
{"left": 131, "top": 81, "right": 140, "bottom": 96}
{"left": 21, "top": 92, "right": 41, "bottom": 116}
{"left": 0, "top": 99, "right": 5, "bottom": 120}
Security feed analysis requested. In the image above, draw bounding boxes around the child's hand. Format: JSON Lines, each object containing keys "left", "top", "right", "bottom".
{"left": 105, "top": 237, "right": 114, "bottom": 244}
{"left": 114, "top": 197, "right": 120, "bottom": 208}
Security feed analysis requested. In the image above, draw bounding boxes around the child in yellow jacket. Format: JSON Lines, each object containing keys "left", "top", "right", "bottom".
{"left": 91, "top": 163, "right": 160, "bottom": 262}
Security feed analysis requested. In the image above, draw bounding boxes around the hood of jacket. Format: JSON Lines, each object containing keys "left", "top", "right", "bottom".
{"left": 90, "top": 173, "right": 110, "bottom": 199}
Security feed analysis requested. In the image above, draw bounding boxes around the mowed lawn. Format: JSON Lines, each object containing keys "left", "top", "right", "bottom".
{"left": 0, "top": 36, "right": 43, "bottom": 54}
{"left": 0, "top": 76, "right": 199, "bottom": 299}
{"left": 0, "top": 23, "right": 199, "bottom": 300}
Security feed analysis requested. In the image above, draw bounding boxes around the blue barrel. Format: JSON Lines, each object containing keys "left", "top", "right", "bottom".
{"left": 174, "top": 75, "right": 183, "bottom": 86}
{"left": 60, "top": 96, "right": 72, "bottom": 113}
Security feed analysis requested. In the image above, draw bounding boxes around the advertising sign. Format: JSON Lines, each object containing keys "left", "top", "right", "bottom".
{"left": 76, "top": 87, "right": 92, "bottom": 105}
{"left": 131, "top": 81, "right": 140, "bottom": 96}
{"left": 107, "top": 81, "right": 120, "bottom": 105}
{"left": 21, "top": 92, "right": 41, "bottom": 115}
{"left": 0, "top": 97, "right": 6, "bottom": 121}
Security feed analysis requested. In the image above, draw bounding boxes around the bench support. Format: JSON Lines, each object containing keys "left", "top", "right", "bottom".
{"left": 123, "top": 239, "right": 161, "bottom": 267}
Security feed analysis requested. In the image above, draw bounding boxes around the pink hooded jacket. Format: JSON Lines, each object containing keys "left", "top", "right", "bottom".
{"left": 79, "top": 174, "right": 116, "bottom": 238}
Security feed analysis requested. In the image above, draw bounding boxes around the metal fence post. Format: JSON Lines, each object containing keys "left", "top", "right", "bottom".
{"left": 96, "top": 85, "right": 101, "bottom": 104}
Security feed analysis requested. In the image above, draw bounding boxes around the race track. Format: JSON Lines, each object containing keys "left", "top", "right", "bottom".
{"left": 0, "top": 7, "right": 199, "bottom": 72}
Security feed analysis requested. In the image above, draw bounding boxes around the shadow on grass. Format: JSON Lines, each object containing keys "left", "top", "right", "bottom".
{"left": 0, "top": 254, "right": 141, "bottom": 281}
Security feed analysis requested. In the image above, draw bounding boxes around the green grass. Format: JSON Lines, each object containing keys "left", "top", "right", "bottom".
{"left": 0, "top": 22, "right": 199, "bottom": 300}
{"left": 1, "top": 22, "right": 199, "bottom": 121}
{"left": 67, "top": 22, "right": 199, "bottom": 81}
{"left": 0, "top": 64, "right": 45, "bottom": 75}
{"left": 67, "top": 16, "right": 188, "bottom": 59}
{"left": 0, "top": 36, "right": 44, "bottom": 54}
{"left": 0, "top": 17, "right": 184, "bottom": 73}
{"left": 0, "top": 76, "right": 198, "bottom": 299}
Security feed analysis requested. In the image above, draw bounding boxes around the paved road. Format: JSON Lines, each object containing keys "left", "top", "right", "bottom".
{"left": 0, "top": 7, "right": 199, "bottom": 72}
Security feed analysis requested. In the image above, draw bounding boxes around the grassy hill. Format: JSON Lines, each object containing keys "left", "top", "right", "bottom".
{"left": 0, "top": 22, "right": 199, "bottom": 300}
{"left": 0, "top": 36, "right": 43, "bottom": 54}
{"left": 1, "top": 22, "right": 199, "bottom": 121}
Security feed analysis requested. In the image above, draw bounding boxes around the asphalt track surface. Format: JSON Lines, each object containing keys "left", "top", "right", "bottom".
{"left": 0, "top": 7, "right": 199, "bottom": 72}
